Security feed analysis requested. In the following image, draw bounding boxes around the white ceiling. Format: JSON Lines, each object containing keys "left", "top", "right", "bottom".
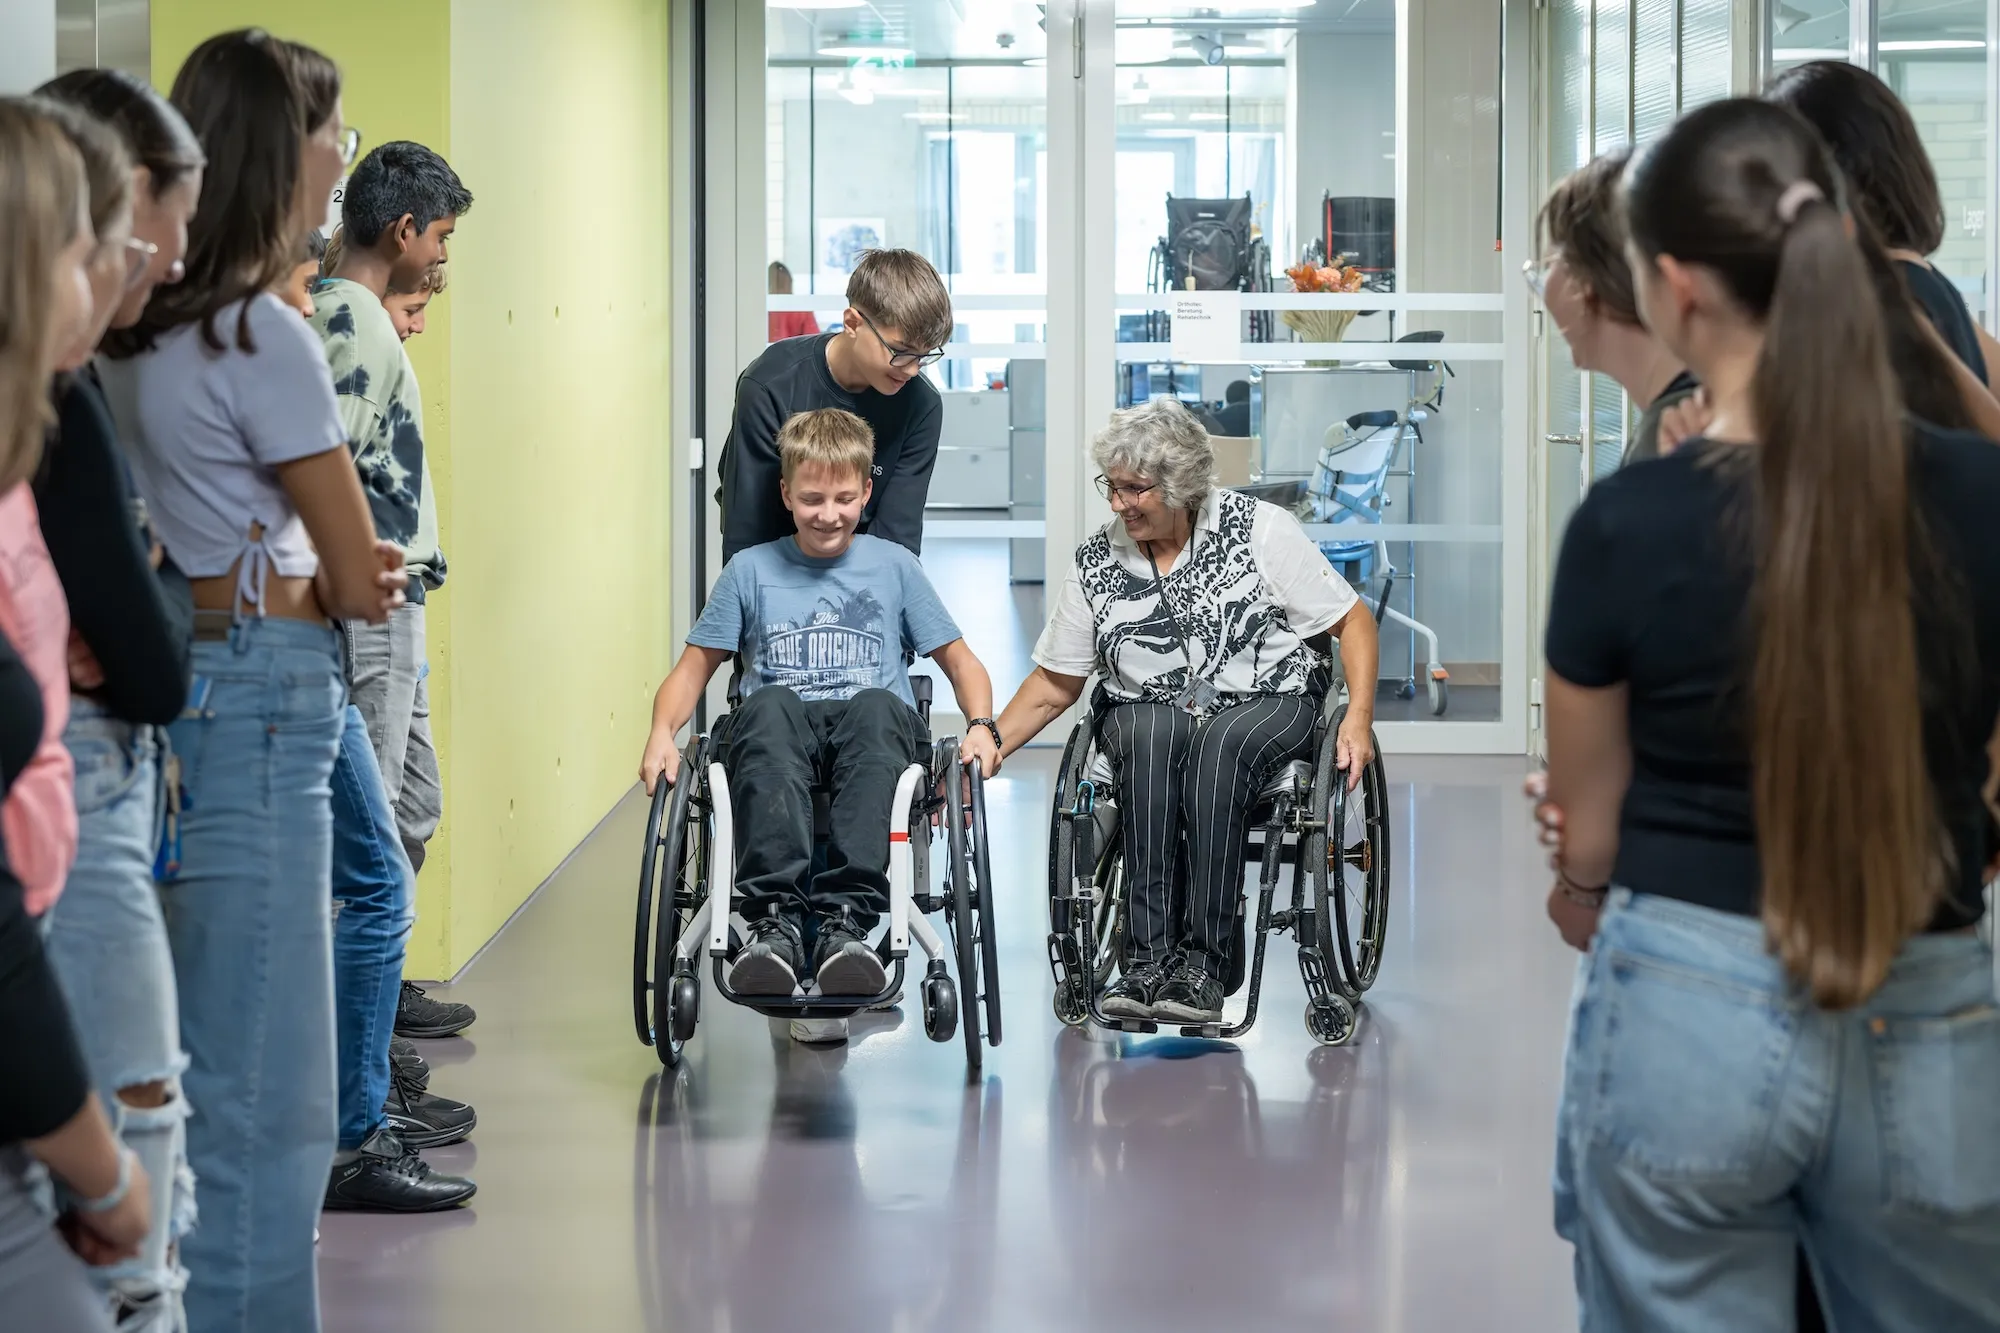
{"left": 767, "top": 0, "right": 1395, "bottom": 63}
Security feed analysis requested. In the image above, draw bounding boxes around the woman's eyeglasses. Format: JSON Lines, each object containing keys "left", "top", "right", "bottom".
{"left": 1521, "top": 252, "right": 1557, "bottom": 299}
{"left": 860, "top": 312, "right": 946, "bottom": 369}
{"left": 338, "top": 127, "right": 363, "bottom": 168}
{"left": 102, "top": 236, "right": 159, "bottom": 293}
{"left": 1094, "top": 474, "right": 1159, "bottom": 503}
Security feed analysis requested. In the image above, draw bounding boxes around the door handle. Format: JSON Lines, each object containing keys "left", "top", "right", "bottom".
{"left": 1544, "top": 434, "right": 1582, "bottom": 446}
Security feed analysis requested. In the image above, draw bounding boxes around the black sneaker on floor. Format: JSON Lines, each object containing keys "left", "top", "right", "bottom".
{"left": 812, "top": 914, "right": 887, "bottom": 997}
{"left": 395, "top": 980, "right": 476, "bottom": 1039}
{"left": 730, "top": 915, "right": 805, "bottom": 995}
{"left": 1151, "top": 953, "right": 1224, "bottom": 1025}
{"left": 389, "top": 1036, "right": 430, "bottom": 1091}
{"left": 384, "top": 1066, "right": 476, "bottom": 1148}
{"left": 324, "top": 1127, "right": 476, "bottom": 1213}
{"left": 1099, "top": 958, "right": 1170, "bottom": 1020}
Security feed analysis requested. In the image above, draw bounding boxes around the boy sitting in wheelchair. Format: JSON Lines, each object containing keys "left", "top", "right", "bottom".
{"left": 638, "top": 409, "right": 1000, "bottom": 1002}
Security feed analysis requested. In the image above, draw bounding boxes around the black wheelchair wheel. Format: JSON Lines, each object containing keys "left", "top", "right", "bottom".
{"left": 1309, "top": 708, "right": 1391, "bottom": 998}
{"left": 1049, "top": 722, "right": 1125, "bottom": 1001}
{"left": 633, "top": 739, "right": 707, "bottom": 1067}
{"left": 940, "top": 738, "right": 983, "bottom": 1071}
{"left": 967, "top": 760, "right": 1003, "bottom": 1047}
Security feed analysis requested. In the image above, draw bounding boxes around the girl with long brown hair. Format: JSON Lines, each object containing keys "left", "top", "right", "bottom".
{"left": 93, "top": 30, "right": 402, "bottom": 1331}
{"left": 1542, "top": 97, "right": 2000, "bottom": 1328}
{"left": 0, "top": 96, "right": 157, "bottom": 1333}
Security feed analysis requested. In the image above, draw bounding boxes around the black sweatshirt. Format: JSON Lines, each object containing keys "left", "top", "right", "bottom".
{"left": 717, "top": 333, "right": 943, "bottom": 563}
{"left": 35, "top": 370, "right": 193, "bottom": 725}
{"left": 0, "top": 627, "right": 89, "bottom": 1143}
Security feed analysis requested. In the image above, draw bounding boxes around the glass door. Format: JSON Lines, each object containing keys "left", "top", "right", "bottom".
{"left": 765, "top": 2, "right": 1053, "bottom": 736}
{"left": 1077, "top": 0, "right": 1530, "bottom": 753}
{"left": 1528, "top": 0, "right": 1744, "bottom": 751}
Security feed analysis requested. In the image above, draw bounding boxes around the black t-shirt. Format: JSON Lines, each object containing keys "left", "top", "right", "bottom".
{"left": 716, "top": 332, "right": 944, "bottom": 564}
{"left": 1545, "top": 426, "right": 2000, "bottom": 930}
{"left": 1900, "top": 259, "right": 1987, "bottom": 387}
{"left": 0, "top": 626, "right": 90, "bottom": 1143}
{"left": 35, "top": 370, "right": 193, "bottom": 725}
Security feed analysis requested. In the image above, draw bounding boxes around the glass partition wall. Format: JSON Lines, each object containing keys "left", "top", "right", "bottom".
{"left": 752, "top": 0, "right": 1550, "bottom": 753}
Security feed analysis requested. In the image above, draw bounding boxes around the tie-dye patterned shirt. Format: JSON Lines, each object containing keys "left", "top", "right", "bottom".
{"left": 308, "top": 278, "right": 445, "bottom": 597}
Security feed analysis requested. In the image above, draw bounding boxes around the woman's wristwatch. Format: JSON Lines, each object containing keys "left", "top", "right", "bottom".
{"left": 968, "top": 717, "right": 1002, "bottom": 750}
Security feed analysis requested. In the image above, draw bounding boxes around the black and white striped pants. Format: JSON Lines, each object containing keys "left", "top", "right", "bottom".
{"left": 1097, "top": 694, "right": 1320, "bottom": 973}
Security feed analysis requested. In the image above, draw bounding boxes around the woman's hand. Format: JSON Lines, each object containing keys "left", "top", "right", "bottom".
{"left": 1335, "top": 712, "right": 1374, "bottom": 790}
{"left": 370, "top": 541, "right": 409, "bottom": 620}
{"left": 1656, "top": 390, "right": 1712, "bottom": 456}
{"left": 60, "top": 1158, "right": 153, "bottom": 1265}
{"left": 66, "top": 629, "right": 105, "bottom": 692}
{"left": 1545, "top": 882, "right": 1603, "bottom": 952}
{"left": 639, "top": 730, "right": 681, "bottom": 796}
{"left": 959, "top": 729, "right": 1000, "bottom": 779}
{"left": 1522, "top": 770, "right": 1567, "bottom": 867}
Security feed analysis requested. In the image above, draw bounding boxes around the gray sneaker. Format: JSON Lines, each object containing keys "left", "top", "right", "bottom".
{"left": 730, "top": 915, "right": 805, "bottom": 995}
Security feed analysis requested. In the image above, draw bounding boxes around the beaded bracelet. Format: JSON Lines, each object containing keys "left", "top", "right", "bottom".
{"left": 1556, "top": 869, "right": 1609, "bottom": 907}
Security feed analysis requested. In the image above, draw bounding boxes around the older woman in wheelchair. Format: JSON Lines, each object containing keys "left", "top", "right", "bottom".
{"left": 632, "top": 409, "right": 1002, "bottom": 1066}
{"left": 991, "top": 399, "right": 1389, "bottom": 1042}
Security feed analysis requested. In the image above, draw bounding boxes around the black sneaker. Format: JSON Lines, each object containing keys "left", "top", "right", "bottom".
{"left": 383, "top": 1066, "right": 476, "bottom": 1149}
{"left": 730, "top": 915, "right": 805, "bottom": 995}
{"left": 395, "top": 981, "right": 476, "bottom": 1039}
{"left": 1152, "top": 952, "right": 1224, "bottom": 1025}
{"left": 1099, "top": 958, "right": 1170, "bottom": 1020}
{"left": 389, "top": 1036, "right": 430, "bottom": 1091}
{"left": 812, "top": 914, "right": 887, "bottom": 997}
{"left": 324, "top": 1127, "right": 476, "bottom": 1213}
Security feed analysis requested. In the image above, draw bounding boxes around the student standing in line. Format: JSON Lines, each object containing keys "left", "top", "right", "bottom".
{"left": 310, "top": 144, "right": 478, "bottom": 1048}
{"left": 307, "top": 203, "right": 476, "bottom": 1213}
{"left": 719, "top": 248, "right": 953, "bottom": 562}
{"left": 1542, "top": 98, "right": 2000, "bottom": 1330}
{"left": 96, "top": 31, "right": 406, "bottom": 1331}
{"left": 31, "top": 72, "right": 204, "bottom": 1332}
{"left": 0, "top": 94, "right": 155, "bottom": 1333}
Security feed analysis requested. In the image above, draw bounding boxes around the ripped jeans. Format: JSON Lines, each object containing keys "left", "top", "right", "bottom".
{"left": 41, "top": 700, "right": 194, "bottom": 1331}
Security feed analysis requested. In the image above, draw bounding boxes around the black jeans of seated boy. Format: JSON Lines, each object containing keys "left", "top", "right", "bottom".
{"left": 719, "top": 685, "right": 927, "bottom": 996}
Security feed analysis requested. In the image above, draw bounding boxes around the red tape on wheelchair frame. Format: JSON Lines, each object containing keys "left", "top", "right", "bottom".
{"left": 890, "top": 831, "right": 909, "bottom": 842}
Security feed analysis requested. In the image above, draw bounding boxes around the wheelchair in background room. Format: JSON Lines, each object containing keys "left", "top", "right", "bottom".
{"left": 1044, "top": 690, "right": 1389, "bottom": 1047}
{"left": 1306, "top": 331, "right": 1452, "bottom": 716}
{"left": 632, "top": 674, "right": 1002, "bottom": 1073}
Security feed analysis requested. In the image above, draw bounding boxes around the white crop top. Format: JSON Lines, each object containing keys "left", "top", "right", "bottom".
{"left": 96, "top": 293, "right": 346, "bottom": 613}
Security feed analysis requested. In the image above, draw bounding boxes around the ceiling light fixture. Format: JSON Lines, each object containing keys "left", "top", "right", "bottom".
{"left": 818, "top": 39, "right": 915, "bottom": 60}
{"left": 1878, "top": 39, "right": 1985, "bottom": 51}
{"left": 1117, "top": 28, "right": 1178, "bottom": 64}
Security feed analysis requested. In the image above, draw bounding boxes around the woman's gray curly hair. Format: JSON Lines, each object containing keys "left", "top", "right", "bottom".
{"left": 1090, "top": 398, "right": 1215, "bottom": 514}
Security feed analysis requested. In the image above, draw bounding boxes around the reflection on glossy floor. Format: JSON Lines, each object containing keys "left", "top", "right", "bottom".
{"left": 320, "top": 752, "right": 1577, "bottom": 1332}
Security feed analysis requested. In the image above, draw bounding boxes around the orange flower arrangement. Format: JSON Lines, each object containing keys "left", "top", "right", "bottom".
{"left": 1282, "top": 261, "right": 1364, "bottom": 357}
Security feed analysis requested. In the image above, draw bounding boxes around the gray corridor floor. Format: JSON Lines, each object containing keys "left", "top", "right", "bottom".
{"left": 318, "top": 750, "right": 1580, "bottom": 1332}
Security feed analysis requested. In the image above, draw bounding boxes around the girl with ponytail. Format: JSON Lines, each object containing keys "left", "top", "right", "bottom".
{"left": 1541, "top": 97, "right": 2000, "bottom": 1328}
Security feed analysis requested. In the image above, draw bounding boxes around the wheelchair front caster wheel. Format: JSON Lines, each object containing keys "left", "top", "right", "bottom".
{"left": 1428, "top": 675, "right": 1449, "bottom": 717}
{"left": 669, "top": 972, "right": 700, "bottom": 1044}
{"left": 1306, "top": 996, "right": 1356, "bottom": 1047}
{"left": 1052, "top": 978, "right": 1088, "bottom": 1028}
{"left": 923, "top": 976, "right": 959, "bottom": 1043}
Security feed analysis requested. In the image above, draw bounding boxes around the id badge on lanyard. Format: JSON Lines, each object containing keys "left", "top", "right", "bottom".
{"left": 1144, "top": 537, "right": 1216, "bottom": 715}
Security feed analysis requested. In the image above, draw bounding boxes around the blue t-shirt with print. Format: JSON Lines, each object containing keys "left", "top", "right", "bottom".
{"left": 689, "top": 534, "right": 961, "bottom": 709}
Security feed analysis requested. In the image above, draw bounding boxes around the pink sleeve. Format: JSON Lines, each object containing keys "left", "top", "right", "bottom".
{"left": 0, "top": 486, "right": 76, "bottom": 915}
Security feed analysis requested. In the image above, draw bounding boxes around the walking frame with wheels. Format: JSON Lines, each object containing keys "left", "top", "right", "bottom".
{"left": 1044, "top": 676, "right": 1389, "bottom": 1047}
{"left": 632, "top": 674, "right": 1003, "bottom": 1073}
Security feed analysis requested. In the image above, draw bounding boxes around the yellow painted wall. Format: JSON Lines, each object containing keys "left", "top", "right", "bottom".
{"left": 442, "top": 0, "right": 673, "bottom": 972}
{"left": 151, "top": 1, "right": 675, "bottom": 975}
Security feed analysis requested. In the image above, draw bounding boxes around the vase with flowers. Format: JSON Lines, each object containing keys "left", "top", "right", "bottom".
{"left": 1282, "top": 261, "right": 1365, "bottom": 366}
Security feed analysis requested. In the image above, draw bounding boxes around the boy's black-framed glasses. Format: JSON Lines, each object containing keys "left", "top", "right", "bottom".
{"left": 860, "top": 312, "right": 946, "bottom": 369}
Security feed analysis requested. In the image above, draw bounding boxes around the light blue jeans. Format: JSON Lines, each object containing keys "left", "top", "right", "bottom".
{"left": 161, "top": 618, "right": 343, "bottom": 1333}
{"left": 1557, "top": 889, "right": 2000, "bottom": 1332}
{"left": 41, "top": 701, "right": 193, "bottom": 1330}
